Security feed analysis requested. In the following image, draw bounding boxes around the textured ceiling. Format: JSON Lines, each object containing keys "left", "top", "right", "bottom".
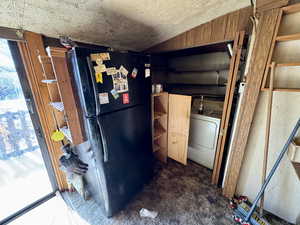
{"left": 0, "top": 0, "right": 250, "bottom": 50}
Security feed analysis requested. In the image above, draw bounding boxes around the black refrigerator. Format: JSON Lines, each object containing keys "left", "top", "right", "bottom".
{"left": 68, "top": 47, "right": 153, "bottom": 217}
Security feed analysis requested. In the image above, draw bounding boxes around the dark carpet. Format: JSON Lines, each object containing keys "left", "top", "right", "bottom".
{"left": 63, "top": 160, "right": 291, "bottom": 225}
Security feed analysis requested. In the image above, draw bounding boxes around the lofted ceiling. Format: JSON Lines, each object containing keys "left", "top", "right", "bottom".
{"left": 0, "top": 0, "right": 250, "bottom": 51}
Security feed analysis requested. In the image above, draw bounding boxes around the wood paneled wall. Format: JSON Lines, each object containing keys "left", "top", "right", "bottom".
{"left": 147, "top": 6, "right": 252, "bottom": 53}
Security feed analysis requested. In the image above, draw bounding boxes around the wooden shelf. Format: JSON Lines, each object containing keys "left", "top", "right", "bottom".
{"left": 41, "top": 79, "right": 57, "bottom": 84}
{"left": 152, "top": 91, "right": 168, "bottom": 162}
{"left": 268, "top": 62, "right": 300, "bottom": 67}
{"left": 152, "top": 92, "right": 168, "bottom": 97}
{"left": 153, "top": 126, "right": 166, "bottom": 140}
{"left": 154, "top": 111, "right": 166, "bottom": 120}
{"left": 276, "top": 33, "right": 300, "bottom": 42}
{"left": 50, "top": 102, "right": 64, "bottom": 112}
{"left": 262, "top": 88, "right": 300, "bottom": 92}
{"left": 60, "top": 126, "right": 72, "bottom": 143}
{"left": 153, "top": 143, "right": 160, "bottom": 152}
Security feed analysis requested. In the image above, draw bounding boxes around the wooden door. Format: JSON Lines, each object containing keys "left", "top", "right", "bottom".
{"left": 168, "top": 94, "right": 191, "bottom": 165}
{"left": 212, "top": 31, "right": 245, "bottom": 185}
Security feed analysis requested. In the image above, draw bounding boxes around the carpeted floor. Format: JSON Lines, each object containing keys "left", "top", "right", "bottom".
{"left": 63, "top": 160, "right": 292, "bottom": 225}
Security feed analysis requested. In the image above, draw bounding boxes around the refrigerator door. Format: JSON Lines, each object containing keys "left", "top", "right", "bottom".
{"left": 100, "top": 103, "right": 153, "bottom": 216}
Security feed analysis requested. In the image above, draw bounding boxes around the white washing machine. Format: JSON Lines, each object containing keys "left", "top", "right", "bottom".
{"left": 188, "top": 113, "right": 221, "bottom": 169}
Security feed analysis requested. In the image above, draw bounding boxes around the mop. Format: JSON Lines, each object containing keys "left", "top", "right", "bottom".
{"left": 232, "top": 118, "right": 300, "bottom": 225}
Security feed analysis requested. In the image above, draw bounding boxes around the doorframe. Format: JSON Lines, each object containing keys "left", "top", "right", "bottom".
{"left": 0, "top": 40, "right": 58, "bottom": 225}
{"left": 8, "top": 40, "right": 58, "bottom": 190}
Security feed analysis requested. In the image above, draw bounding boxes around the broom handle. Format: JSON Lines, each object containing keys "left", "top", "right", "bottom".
{"left": 245, "top": 117, "right": 300, "bottom": 222}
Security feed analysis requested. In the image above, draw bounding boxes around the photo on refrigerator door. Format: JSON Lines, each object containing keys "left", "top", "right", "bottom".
{"left": 112, "top": 71, "right": 128, "bottom": 93}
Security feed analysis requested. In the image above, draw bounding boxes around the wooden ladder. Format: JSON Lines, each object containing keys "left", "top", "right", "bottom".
{"left": 261, "top": 3, "right": 300, "bottom": 92}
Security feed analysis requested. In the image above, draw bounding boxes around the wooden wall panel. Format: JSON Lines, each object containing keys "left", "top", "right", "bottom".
{"left": 222, "top": 8, "right": 281, "bottom": 198}
{"left": 211, "top": 16, "right": 228, "bottom": 42}
{"left": 238, "top": 7, "right": 254, "bottom": 34}
{"left": 186, "top": 22, "right": 212, "bottom": 48}
{"left": 225, "top": 11, "right": 240, "bottom": 40}
{"left": 18, "top": 32, "right": 68, "bottom": 190}
{"left": 147, "top": 6, "right": 252, "bottom": 53}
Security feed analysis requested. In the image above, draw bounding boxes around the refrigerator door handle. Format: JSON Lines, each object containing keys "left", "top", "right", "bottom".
{"left": 86, "top": 56, "right": 108, "bottom": 162}
{"left": 97, "top": 117, "right": 109, "bottom": 162}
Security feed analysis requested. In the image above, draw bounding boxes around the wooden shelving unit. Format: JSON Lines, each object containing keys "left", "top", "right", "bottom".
{"left": 152, "top": 92, "right": 168, "bottom": 163}
{"left": 38, "top": 48, "right": 85, "bottom": 145}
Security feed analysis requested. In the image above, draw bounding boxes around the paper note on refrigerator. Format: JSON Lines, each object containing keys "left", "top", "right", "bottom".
{"left": 90, "top": 53, "right": 110, "bottom": 61}
{"left": 106, "top": 67, "right": 118, "bottom": 75}
{"left": 119, "top": 65, "right": 129, "bottom": 76}
{"left": 99, "top": 92, "right": 109, "bottom": 104}
{"left": 145, "top": 68, "right": 151, "bottom": 78}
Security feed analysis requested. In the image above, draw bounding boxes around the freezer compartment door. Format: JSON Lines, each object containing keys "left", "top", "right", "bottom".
{"left": 88, "top": 50, "right": 151, "bottom": 114}
{"left": 100, "top": 104, "right": 153, "bottom": 216}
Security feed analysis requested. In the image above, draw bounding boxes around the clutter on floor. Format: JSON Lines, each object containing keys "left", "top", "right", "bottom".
{"left": 63, "top": 160, "right": 291, "bottom": 225}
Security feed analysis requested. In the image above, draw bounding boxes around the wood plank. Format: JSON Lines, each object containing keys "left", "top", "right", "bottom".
{"left": 168, "top": 94, "right": 191, "bottom": 165}
{"left": 212, "top": 31, "right": 245, "bottom": 184}
{"left": 260, "top": 61, "right": 275, "bottom": 215}
{"left": 262, "top": 87, "right": 300, "bottom": 92}
{"left": 261, "top": 10, "right": 283, "bottom": 90}
{"left": 268, "top": 62, "right": 300, "bottom": 67}
{"left": 0, "top": 26, "right": 24, "bottom": 41}
{"left": 276, "top": 33, "right": 300, "bottom": 41}
{"left": 282, "top": 2, "right": 300, "bottom": 14}
{"left": 222, "top": 9, "right": 281, "bottom": 198}
{"left": 18, "top": 32, "right": 68, "bottom": 190}
{"left": 47, "top": 47, "right": 86, "bottom": 145}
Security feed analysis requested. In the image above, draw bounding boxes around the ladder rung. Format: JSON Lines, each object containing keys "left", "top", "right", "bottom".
{"left": 262, "top": 88, "right": 300, "bottom": 93}
{"left": 268, "top": 62, "right": 300, "bottom": 67}
{"left": 276, "top": 33, "right": 300, "bottom": 42}
{"left": 282, "top": 2, "right": 300, "bottom": 14}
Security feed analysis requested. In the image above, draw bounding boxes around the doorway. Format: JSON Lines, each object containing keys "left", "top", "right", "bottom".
{"left": 0, "top": 39, "right": 56, "bottom": 222}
